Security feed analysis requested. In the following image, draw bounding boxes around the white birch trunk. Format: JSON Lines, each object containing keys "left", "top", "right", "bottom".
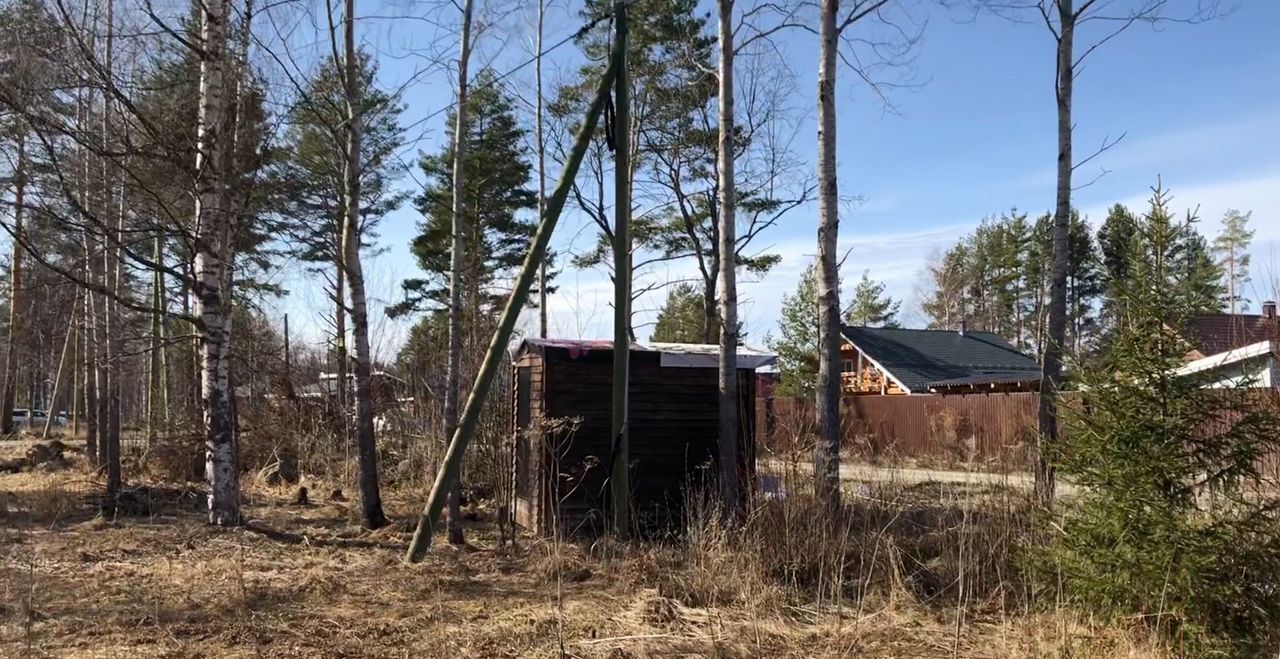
{"left": 194, "top": 0, "right": 240, "bottom": 526}
{"left": 715, "top": 0, "right": 741, "bottom": 512}
{"left": 813, "top": 0, "right": 842, "bottom": 508}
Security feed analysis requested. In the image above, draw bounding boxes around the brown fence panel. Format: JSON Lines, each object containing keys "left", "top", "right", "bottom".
{"left": 761, "top": 390, "right": 1280, "bottom": 473}
{"left": 762, "top": 393, "right": 1045, "bottom": 469}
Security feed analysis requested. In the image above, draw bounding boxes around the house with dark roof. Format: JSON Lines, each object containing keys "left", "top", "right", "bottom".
{"left": 1176, "top": 302, "right": 1279, "bottom": 388}
{"left": 840, "top": 325, "right": 1041, "bottom": 395}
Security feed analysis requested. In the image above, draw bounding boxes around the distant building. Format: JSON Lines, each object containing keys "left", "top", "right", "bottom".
{"left": 840, "top": 325, "right": 1041, "bottom": 395}
{"left": 1176, "top": 301, "right": 1280, "bottom": 388}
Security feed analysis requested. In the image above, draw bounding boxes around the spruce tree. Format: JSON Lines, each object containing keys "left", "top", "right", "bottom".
{"left": 1045, "top": 186, "right": 1280, "bottom": 654}
{"left": 652, "top": 283, "right": 709, "bottom": 343}
{"left": 397, "top": 70, "right": 538, "bottom": 314}
{"left": 278, "top": 49, "right": 406, "bottom": 274}
{"left": 843, "top": 270, "right": 900, "bottom": 327}
{"left": 1171, "top": 214, "right": 1225, "bottom": 315}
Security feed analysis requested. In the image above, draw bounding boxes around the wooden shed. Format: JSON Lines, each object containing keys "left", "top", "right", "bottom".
{"left": 511, "top": 339, "right": 776, "bottom": 536}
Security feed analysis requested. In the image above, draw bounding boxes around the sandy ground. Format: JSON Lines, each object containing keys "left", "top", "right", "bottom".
{"left": 0, "top": 441, "right": 1152, "bottom": 658}
{"left": 761, "top": 458, "right": 1079, "bottom": 496}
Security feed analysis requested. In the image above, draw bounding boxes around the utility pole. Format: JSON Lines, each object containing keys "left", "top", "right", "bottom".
{"left": 609, "top": 0, "right": 631, "bottom": 538}
{"left": 404, "top": 33, "right": 623, "bottom": 563}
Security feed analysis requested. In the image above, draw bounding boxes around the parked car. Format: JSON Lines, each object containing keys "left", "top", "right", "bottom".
{"left": 9, "top": 409, "right": 67, "bottom": 428}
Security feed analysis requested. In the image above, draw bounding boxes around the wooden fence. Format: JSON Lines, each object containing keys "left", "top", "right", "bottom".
{"left": 760, "top": 390, "right": 1280, "bottom": 472}
{"left": 759, "top": 393, "right": 1045, "bottom": 469}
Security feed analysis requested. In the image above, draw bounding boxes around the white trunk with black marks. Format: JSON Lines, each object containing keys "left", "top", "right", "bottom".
{"left": 716, "top": 0, "right": 740, "bottom": 511}
{"left": 341, "top": 0, "right": 386, "bottom": 530}
{"left": 1, "top": 134, "right": 26, "bottom": 437}
{"left": 1036, "top": 0, "right": 1074, "bottom": 507}
{"left": 195, "top": 0, "right": 239, "bottom": 526}
{"left": 814, "top": 0, "right": 842, "bottom": 508}
{"left": 445, "top": 0, "right": 474, "bottom": 545}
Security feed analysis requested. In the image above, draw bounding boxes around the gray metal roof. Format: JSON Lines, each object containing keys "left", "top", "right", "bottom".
{"left": 841, "top": 326, "right": 1039, "bottom": 394}
{"left": 519, "top": 338, "right": 777, "bottom": 369}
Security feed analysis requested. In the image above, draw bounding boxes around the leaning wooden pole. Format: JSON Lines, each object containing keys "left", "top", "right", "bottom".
{"left": 404, "top": 38, "right": 622, "bottom": 563}
{"left": 42, "top": 302, "right": 77, "bottom": 439}
{"left": 609, "top": 0, "right": 632, "bottom": 538}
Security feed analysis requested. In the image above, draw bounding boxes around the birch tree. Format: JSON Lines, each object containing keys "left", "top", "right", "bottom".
{"left": 813, "top": 0, "right": 916, "bottom": 508}
{"left": 715, "top": 0, "right": 739, "bottom": 511}
{"left": 984, "top": 0, "right": 1221, "bottom": 506}
{"left": 193, "top": 0, "right": 240, "bottom": 525}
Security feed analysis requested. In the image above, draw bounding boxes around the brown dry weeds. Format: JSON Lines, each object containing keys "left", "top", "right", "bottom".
{"left": 1, "top": 461, "right": 1165, "bottom": 658}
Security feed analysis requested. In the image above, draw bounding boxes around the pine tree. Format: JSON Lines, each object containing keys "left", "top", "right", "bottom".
{"left": 1213, "top": 209, "right": 1254, "bottom": 315}
{"left": 843, "top": 270, "right": 900, "bottom": 327}
{"left": 397, "top": 71, "right": 538, "bottom": 314}
{"left": 278, "top": 50, "right": 407, "bottom": 272}
{"left": 768, "top": 265, "right": 822, "bottom": 397}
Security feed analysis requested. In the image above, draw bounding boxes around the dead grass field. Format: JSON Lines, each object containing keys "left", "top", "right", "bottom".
{"left": 0, "top": 441, "right": 1167, "bottom": 658}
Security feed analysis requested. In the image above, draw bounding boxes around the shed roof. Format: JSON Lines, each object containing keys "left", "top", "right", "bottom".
{"left": 518, "top": 338, "right": 777, "bottom": 370}
{"left": 841, "top": 326, "right": 1039, "bottom": 394}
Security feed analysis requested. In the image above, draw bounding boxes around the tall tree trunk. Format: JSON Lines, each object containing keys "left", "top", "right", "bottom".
{"left": 715, "top": 0, "right": 740, "bottom": 513}
{"left": 702, "top": 274, "right": 717, "bottom": 345}
{"left": 1, "top": 133, "right": 26, "bottom": 437}
{"left": 98, "top": 0, "right": 123, "bottom": 514}
{"left": 83, "top": 233, "right": 98, "bottom": 460}
{"left": 1036, "top": 0, "right": 1074, "bottom": 508}
{"left": 104, "top": 181, "right": 124, "bottom": 514}
{"left": 71, "top": 303, "right": 80, "bottom": 436}
{"left": 813, "top": 0, "right": 841, "bottom": 509}
{"left": 195, "top": 0, "right": 240, "bottom": 526}
{"left": 535, "top": 0, "right": 549, "bottom": 339}
{"left": 148, "top": 234, "right": 164, "bottom": 443}
{"left": 340, "top": 0, "right": 386, "bottom": 530}
{"left": 610, "top": 0, "right": 632, "bottom": 537}
{"left": 444, "top": 0, "right": 475, "bottom": 545}
{"left": 334, "top": 254, "right": 347, "bottom": 411}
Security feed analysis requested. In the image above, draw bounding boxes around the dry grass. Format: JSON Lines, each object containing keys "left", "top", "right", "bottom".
{"left": 0, "top": 454, "right": 1170, "bottom": 658}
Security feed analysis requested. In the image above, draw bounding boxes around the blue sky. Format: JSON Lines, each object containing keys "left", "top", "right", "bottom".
{"left": 270, "top": 0, "right": 1280, "bottom": 359}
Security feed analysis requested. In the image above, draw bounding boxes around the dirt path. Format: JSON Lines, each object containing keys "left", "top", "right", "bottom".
{"left": 762, "top": 459, "right": 1077, "bottom": 496}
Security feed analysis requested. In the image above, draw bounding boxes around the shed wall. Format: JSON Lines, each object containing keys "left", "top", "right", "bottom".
{"left": 515, "top": 347, "right": 756, "bottom": 535}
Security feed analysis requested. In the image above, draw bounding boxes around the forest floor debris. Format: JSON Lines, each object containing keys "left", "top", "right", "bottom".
{"left": 0, "top": 466, "right": 1167, "bottom": 658}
